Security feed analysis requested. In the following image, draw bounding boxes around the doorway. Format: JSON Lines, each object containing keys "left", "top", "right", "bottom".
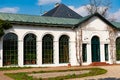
{"left": 91, "top": 36, "right": 100, "bottom": 62}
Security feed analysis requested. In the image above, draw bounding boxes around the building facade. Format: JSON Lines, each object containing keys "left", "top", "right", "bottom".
{"left": 0, "top": 5, "right": 120, "bottom": 67}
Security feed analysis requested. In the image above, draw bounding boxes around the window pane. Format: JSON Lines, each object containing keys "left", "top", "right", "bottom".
{"left": 3, "top": 33, "right": 18, "bottom": 66}
{"left": 24, "top": 33, "right": 36, "bottom": 65}
{"left": 82, "top": 44, "right": 87, "bottom": 62}
{"left": 59, "top": 35, "right": 69, "bottom": 63}
{"left": 42, "top": 34, "right": 53, "bottom": 64}
{"left": 105, "top": 44, "right": 108, "bottom": 61}
{"left": 116, "top": 37, "right": 120, "bottom": 60}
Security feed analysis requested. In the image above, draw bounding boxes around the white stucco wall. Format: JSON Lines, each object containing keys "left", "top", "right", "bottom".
{"left": 0, "top": 25, "right": 77, "bottom": 67}
{"left": 80, "top": 16, "right": 113, "bottom": 65}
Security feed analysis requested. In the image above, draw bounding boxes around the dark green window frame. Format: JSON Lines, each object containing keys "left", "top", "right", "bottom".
{"left": 116, "top": 37, "right": 120, "bottom": 60}
{"left": 42, "top": 34, "right": 53, "bottom": 64}
{"left": 82, "top": 44, "right": 87, "bottom": 62}
{"left": 24, "top": 33, "right": 36, "bottom": 65}
{"left": 3, "top": 33, "right": 18, "bottom": 66}
{"left": 59, "top": 35, "right": 69, "bottom": 63}
{"left": 105, "top": 44, "right": 108, "bottom": 61}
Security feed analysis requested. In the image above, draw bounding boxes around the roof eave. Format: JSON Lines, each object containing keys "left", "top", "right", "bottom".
{"left": 10, "top": 21, "right": 74, "bottom": 28}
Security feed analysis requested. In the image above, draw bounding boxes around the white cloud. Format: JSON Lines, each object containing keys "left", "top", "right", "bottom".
{"left": 0, "top": 7, "right": 19, "bottom": 13}
{"left": 69, "top": 5, "right": 109, "bottom": 17}
{"left": 108, "top": 9, "right": 120, "bottom": 22}
{"left": 68, "top": 5, "right": 120, "bottom": 22}
{"left": 68, "top": 5, "right": 89, "bottom": 17}
{"left": 38, "top": 0, "right": 61, "bottom": 5}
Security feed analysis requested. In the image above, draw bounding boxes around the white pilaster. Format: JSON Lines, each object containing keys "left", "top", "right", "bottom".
{"left": 37, "top": 41, "right": 42, "bottom": 66}
{"left": 0, "top": 40, "right": 3, "bottom": 67}
{"left": 54, "top": 41, "right": 59, "bottom": 65}
{"left": 87, "top": 43, "right": 92, "bottom": 64}
{"left": 108, "top": 44, "right": 111, "bottom": 63}
{"left": 100, "top": 44, "right": 105, "bottom": 62}
{"left": 69, "top": 41, "right": 77, "bottom": 65}
{"left": 18, "top": 40, "right": 23, "bottom": 67}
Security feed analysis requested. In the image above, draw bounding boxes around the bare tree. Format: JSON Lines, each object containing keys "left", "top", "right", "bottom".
{"left": 85, "top": 0, "right": 111, "bottom": 17}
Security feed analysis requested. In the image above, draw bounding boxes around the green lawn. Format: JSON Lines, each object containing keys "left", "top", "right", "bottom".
{"left": 0, "top": 67, "right": 32, "bottom": 71}
{"left": 5, "top": 68, "right": 107, "bottom": 80}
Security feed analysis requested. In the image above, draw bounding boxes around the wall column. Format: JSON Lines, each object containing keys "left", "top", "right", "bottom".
{"left": 69, "top": 41, "right": 76, "bottom": 65}
{"left": 54, "top": 41, "right": 59, "bottom": 65}
{"left": 87, "top": 43, "right": 92, "bottom": 64}
{"left": 100, "top": 44, "right": 105, "bottom": 62}
{"left": 108, "top": 44, "right": 112, "bottom": 64}
{"left": 18, "top": 40, "right": 24, "bottom": 67}
{"left": 0, "top": 40, "right": 3, "bottom": 67}
{"left": 37, "top": 41, "right": 42, "bottom": 66}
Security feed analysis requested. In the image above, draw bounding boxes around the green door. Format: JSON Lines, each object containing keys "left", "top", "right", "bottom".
{"left": 91, "top": 36, "right": 100, "bottom": 62}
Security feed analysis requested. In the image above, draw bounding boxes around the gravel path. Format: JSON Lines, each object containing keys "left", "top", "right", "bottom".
{"left": 0, "top": 66, "right": 93, "bottom": 80}
{"left": 0, "top": 65, "right": 120, "bottom": 80}
{"left": 29, "top": 70, "right": 89, "bottom": 79}
{"left": 69, "top": 65, "right": 120, "bottom": 80}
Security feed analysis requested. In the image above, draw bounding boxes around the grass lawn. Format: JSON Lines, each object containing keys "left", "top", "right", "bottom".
{"left": 5, "top": 67, "right": 107, "bottom": 80}
{"left": 0, "top": 67, "right": 32, "bottom": 71}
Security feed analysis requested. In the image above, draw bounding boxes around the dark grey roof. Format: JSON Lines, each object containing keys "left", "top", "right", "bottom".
{"left": 42, "top": 4, "right": 82, "bottom": 19}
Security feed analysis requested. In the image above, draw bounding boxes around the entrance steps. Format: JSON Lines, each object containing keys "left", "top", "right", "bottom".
{"left": 89, "top": 62, "right": 109, "bottom": 66}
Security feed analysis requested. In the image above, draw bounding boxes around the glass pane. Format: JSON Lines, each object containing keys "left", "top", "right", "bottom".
{"left": 116, "top": 37, "right": 120, "bottom": 60}
{"left": 82, "top": 44, "right": 87, "bottom": 62}
{"left": 59, "top": 35, "right": 69, "bottom": 63}
{"left": 3, "top": 33, "right": 18, "bottom": 66}
{"left": 24, "top": 33, "right": 36, "bottom": 65}
{"left": 42, "top": 34, "right": 53, "bottom": 64}
{"left": 105, "top": 44, "right": 108, "bottom": 61}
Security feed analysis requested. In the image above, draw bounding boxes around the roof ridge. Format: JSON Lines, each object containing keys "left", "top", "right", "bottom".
{"left": 52, "top": 4, "right": 62, "bottom": 17}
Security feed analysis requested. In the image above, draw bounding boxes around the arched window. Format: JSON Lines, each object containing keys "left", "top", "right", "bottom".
{"left": 24, "top": 33, "right": 36, "bottom": 65}
{"left": 59, "top": 35, "right": 69, "bottom": 63}
{"left": 3, "top": 33, "right": 18, "bottom": 66}
{"left": 42, "top": 34, "right": 53, "bottom": 64}
{"left": 116, "top": 37, "right": 120, "bottom": 60}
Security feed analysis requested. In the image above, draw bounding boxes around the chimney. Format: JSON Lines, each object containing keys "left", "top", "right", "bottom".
{"left": 55, "top": 3, "right": 60, "bottom": 7}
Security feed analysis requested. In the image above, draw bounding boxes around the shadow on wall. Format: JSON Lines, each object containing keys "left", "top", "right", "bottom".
{"left": 88, "top": 77, "right": 120, "bottom": 80}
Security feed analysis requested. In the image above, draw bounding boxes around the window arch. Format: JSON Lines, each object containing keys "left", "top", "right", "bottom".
{"left": 42, "top": 34, "right": 53, "bottom": 64}
{"left": 3, "top": 33, "right": 18, "bottom": 66}
{"left": 116, "top": 37, "right": 120, "bottom": 60}
{"left": 59, "top": 35, "right": 69, "bottom": 63}
{"left": 24, "top": 33, "right": 36, "bottom": 65}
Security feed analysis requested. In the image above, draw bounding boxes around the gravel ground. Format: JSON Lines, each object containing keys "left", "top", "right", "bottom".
{"left": 69, "top": 65, "right": 120, "bottom": 80}
{"left": 0, "top": 66, "right": 92, "bottom": 80}
{"left": 29, "top": 70, "right": 89, "bottom": 79}
{"left": 1, "top": 65, "right": 120, "bottom": 80}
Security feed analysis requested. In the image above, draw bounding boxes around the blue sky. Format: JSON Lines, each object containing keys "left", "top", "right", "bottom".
{"left": 0, "top": 0, "right": 87, "bottom": 15}
{"left": 0, "top": 0, "right": 120, "bottom": 21}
